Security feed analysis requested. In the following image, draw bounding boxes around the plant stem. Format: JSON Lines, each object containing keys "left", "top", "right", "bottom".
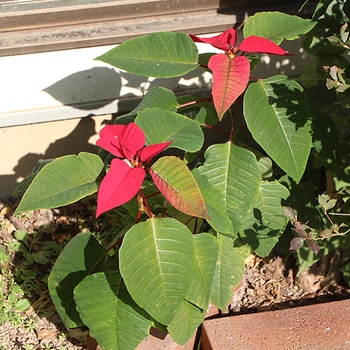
{"left": 179, "top": 97, "right": 212, "bottom": 109}
{"left": 204, "top": 124, "right": 231, "bottom": 136}
{"left": 138, "top": 190, "right": 154, "bottom": 219}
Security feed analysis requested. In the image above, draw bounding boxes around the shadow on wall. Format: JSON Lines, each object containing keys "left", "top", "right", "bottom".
{"left": 1, "top": 116, "right": 103, "bottom": 200}
{"left": 42, "top": 66, "right": 211, "bottom": 111}
{"left": 43, "top": 67, "right": 123, "bottom": 110}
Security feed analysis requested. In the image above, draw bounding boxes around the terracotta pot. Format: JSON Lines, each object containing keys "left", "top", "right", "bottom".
{"left": 136, "top": 327, "right": 196, "bottom": 350}
{"left": 201, "top": 299, "right": 350, "bottom": 350}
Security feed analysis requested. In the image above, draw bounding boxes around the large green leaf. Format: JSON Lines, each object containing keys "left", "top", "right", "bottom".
{"left": 185, "top": 233, "right": 218, "bottom": 309}
{"left": 243, "top": 12, "right": 316, "bottom": 44}
{"left": 196, "top": 143, "right": 261, "bottom": 234}
{"left": 192, "top": 169, "right": 233, "bottom": 234}
{"left": 119, "top": 218, "right": 194, "bottom": 325}
{"left": 210, "top": 235, "right": 249, "bottom": 310}
{"left": 15, "top": 152, "right": 104, "bottom": 214}
{"left": 74, "top": 271, "right": 152, "bottom": 350}
{"left": 150, "top": 156, "right": 209, "bottom": 220}
{"left": 48, "top": 233, "right": 107, "bottom": 328}
{"left": 118, "top": 87, "right": 179, "bottom": 123}
{"left": 136, "top": 108, "right": 204, "bottom": 152}
{"left": 167, "top": 300, "right": 205, "bottom": 345}
{"left": 13, "top": 158, "right": 53, "bottom": 197}
{"left": 240, "top": 181, "right": 289, "bottom": 258}
{"left": 96, "top": 32, "right": 199, "bottom": 78}
{"left": 244, "top": 75, "right": 312, "bottom": 183}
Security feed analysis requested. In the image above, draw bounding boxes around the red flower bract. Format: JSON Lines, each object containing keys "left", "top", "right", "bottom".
{"left": 96, "top": 159, "right": 145, "bottom": 217}
{"left": 190, "top": 29, "right": 291, "bottom": 120}
{"left": 190, "top": 28, "right": 237, "bottom": 51}
{"left": 95, "top": 122, "right": 171, "bottom": 217}
{"left": 238, "top": 36, "right": 292, "bottom": 56}
{"left": 96, "top": 123, "right": 145, "bottom": 160}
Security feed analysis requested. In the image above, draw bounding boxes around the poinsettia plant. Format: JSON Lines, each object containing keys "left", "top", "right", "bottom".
{"left": 14, "top": 2, "right": 350, "bottom": 349}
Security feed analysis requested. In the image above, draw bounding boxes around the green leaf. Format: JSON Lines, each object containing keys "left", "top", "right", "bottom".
{"left": 15, "top": 152, "right": 104, "bottom": 214}
{"left": 240, "top": 181, "right": 289, "bottom": 257}
{"left": 150, "top": 156, "right": 209, "bottom": 220}
{"left": 14, "top": 158, "right": 53, "bottom": 197}
{"left": 14, "top": 298, "right": 31, "bottom": 312}
{"left": 185, "top": 233, "right": 218, "bottom": 309}
{"left": 257, "top": 156, "right": 273, "bottom": 179}
{"left": 297, "top": 235, "right": 350, "bottom": 276}
{"left": 48, "top": 233, "right": 107, "bottom": 328}
{"left": 141, "top": 180, "right": 203, "bottom": 233}
{"left": 244, "top": 12, "right": 316, "bottom": 44}
{"left": 177, "top": 94, "right": 218, "bottom": 126}
{"left": 96, "top": 32, "right": 199, "bottom": 78}
{"left": 119, "top": 218, "right": 195, "bottom": 325}
{"left": 281, "top": 178, "right": 325, "bottom": 229}
{"left": 192, "top": 169, "right": 233, "bottom": 234}
{"left": 118, "top": 87, "right": 179, "bottom": 123}
{"left": 244, "top": 75, "right": 312, "bottom": 183}
{"left": 74, "top": 271, "right": 152, "bottom": 350}
{"left": 194, "top": 153, "right": 274, "bottom": 235}
{"left": 196, "top": 143, "right": 261, "bottom": 234}
{"left": 136, "top": 108, "right": 204, "bottom": 152}
{"left": 302, "top": 20, "right": 347, "bottom": 56}
{"left": 168, "top": 300, "right": 205, "bottom": 345}
{"left": 210, "top": 235, "right": 249, "bottom": 310}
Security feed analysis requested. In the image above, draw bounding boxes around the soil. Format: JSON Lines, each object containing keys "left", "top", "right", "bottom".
{"left": 230, "top": 252, "right": 350, "bottom": 314}
{"left": 1, "top": 198, "right": 349, "bottom": 350}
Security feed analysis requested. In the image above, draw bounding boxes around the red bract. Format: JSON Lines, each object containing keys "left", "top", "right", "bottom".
{"left": 190, "top": 28, "right": 291, "bottom": 120}
{"left": 96, "top": 123, "right": 171, "bottom": 217}
{"left": 190, "top": 29, "right": 237, "bottom": 51}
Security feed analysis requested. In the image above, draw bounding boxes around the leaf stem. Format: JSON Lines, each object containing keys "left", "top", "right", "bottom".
{"left": 178, "top": 97, "right": 212, "bottom": 109}
{"left": 137, "top": 190, "right": 154, "bottom": 219}
{"left": 204, "top": 124, "right": 231, "bottom": 136}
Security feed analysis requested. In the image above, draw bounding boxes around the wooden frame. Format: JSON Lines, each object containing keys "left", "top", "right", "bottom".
{"left": 0, "top": 0, "right": 314, "bottom": 56}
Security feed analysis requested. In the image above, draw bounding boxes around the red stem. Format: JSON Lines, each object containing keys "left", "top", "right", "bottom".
{"left": 249, "top": 75, "right": 260, "bottom": 82}
{"left": 229, "top": 123, "right": 235, "bottom": 142}
{"left": 204, "top": 124, "right": 231, "bottom": 136}
{"left": 179, "top": 97, "right": 213, "bottom": 109}
{"left": 145, "top": 191, "right": 161, "bottom": 199}
{"left": 138, "top": 189, "right": 154, "bottom": 219}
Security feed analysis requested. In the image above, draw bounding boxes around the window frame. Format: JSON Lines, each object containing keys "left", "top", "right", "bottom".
{"left": 0, "top": 0, "right": 312, "bottom": 56}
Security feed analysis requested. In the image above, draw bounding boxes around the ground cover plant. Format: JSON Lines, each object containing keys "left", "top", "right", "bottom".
{"left": 13, "top": 1, "right": 350, "bottom": 349}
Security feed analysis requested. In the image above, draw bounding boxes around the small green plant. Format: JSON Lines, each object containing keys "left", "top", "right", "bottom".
{"left": 14, "top": 1, "right": 350, "bottom": 349}
{"left": 0, "top": 228, "right": 64, "bottom": 329}
{"left": 0, "top": 233, "right": 32, "bottom": 328}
